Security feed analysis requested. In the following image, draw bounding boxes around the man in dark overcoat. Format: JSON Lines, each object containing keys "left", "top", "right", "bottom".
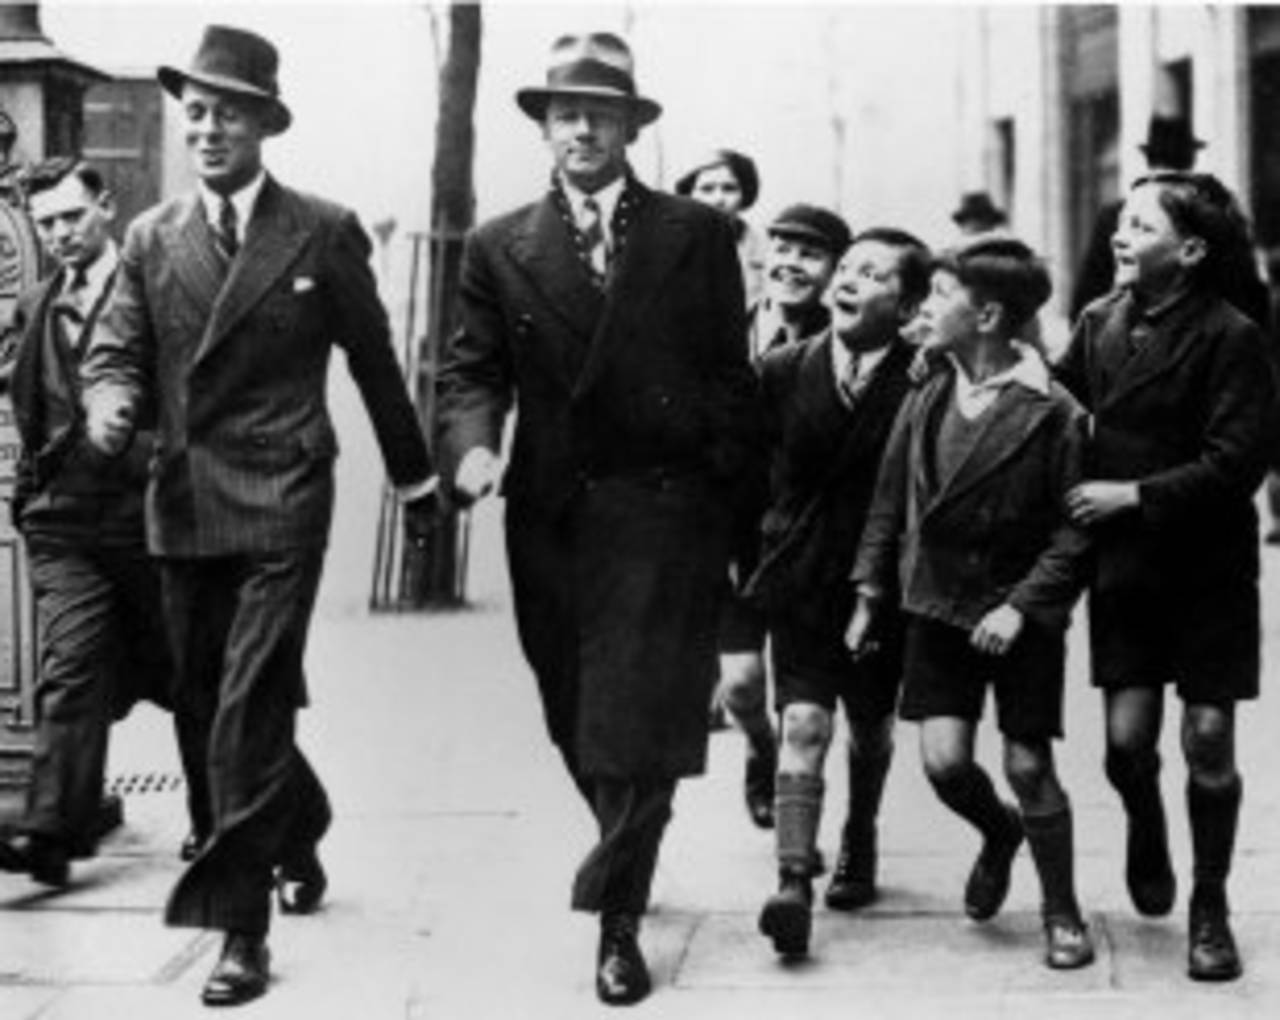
{"left": 80, "top": 25, "right": 437, "bottom": 1007}
{"left": 434, "top": 31, "right": 757, "bottom": 1007}
{"left": 0, "top": 159, "right": 173, "bottom": 886}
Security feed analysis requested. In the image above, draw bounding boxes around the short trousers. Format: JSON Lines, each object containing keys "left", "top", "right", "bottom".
{"left": 771, "top": 614, "right": 902, "bottom": 723}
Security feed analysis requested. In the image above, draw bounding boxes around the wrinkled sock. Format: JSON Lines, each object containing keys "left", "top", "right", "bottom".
{"left": 1023, "top": 803, "right": 1081, "bottom": 921}
{"left": 775, "top": 772, "right": 824, "bottom": 874}
{"left": 1188, "top": 776, "right": 1242, "bottom": 916}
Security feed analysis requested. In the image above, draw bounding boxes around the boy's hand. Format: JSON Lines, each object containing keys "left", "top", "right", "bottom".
{"left": 84, "top": 389, "right": 136, "bottom": 457}
{"left": 1066, "top": 480, "right": 1139, "bottom": 526}
{"left": 971, "top": 604, "right": 1024, "bottom": 656}
{"left": 844, "top": 596, "right": 880, "bottom": 659}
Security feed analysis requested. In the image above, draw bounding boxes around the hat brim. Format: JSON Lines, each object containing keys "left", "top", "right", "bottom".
{"left": 158, "top": 65, "right": 292, "bottom": 135}
{"left": 767, "top": 224, "right": 843, "bottom": 253}
{"left": 516, "top": 86, "right": 661, "bottom": 126}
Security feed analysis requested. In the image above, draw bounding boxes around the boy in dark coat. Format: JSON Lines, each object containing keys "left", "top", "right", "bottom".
{"left": 1058, "top": 171, "right": 1274, "bottom": 982}
{"left": 849, "top": 236, "right": 1095, "bottom": 971}
{"left": 748, "top": 228, "right": 927, "bottom": 958}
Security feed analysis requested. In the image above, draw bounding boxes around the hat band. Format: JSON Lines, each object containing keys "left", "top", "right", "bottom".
{"left": 544, "top": 58, "right": 636, "bottom": 98}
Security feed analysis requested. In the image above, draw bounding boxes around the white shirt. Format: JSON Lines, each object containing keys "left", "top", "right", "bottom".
{"left": 948, "top": 341, "right": 1050, "bottom": 420}
{"left": 197, "top": 170, "right": 267, "bottom": 246}
{"left": 558, "top": 173, "right": 625, "bottom": 250}
{"left": 831, "top": 337, "right": 890, "bottom": 407}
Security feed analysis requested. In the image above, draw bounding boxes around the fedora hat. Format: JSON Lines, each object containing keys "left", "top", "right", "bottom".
{"left": 158, "top": 25, "right": 291, "bottom": 135}
{"left": 1140, "top": 115, "right": 1204, "bottom": 169}
{"left": 516, "top": 32, "right": 661, "bottom": 126}
{"left": 951, "top": 191, "right": 1007, "bottom": 229}
{"left": 675, "top": 149, "right": 760, "bottom": 211}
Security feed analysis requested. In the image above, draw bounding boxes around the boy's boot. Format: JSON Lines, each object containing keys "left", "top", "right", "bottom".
{"left": 758, "top": 772, "right": 822, "bottom": 957}
{"left": 1105, "top": 747, "right": 1176, "bottom": 916}
{"left": 1023, "top": 804, "right": 1095, "bottom": 970}
{"left": 1187, "top": 778, "right": 1243, "bottom": 982}
{"left": 744, "top": 730, "right": 778, "bottom": 830}
{"left": 929, "top": 764, "right": 1023, "bottom": 920}
{"left": 826, "top": 746, "right": 892, "bottom": 910}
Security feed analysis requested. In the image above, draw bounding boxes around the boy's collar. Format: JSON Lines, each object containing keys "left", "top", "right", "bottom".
{"left": 948, "top": 340, "right": 1049, "bottom": 396}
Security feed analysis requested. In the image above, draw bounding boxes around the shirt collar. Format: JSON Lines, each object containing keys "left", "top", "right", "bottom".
{"left": 831, "top": 333, "right": 891, "bottom": 383}
{"left": 558, "top": 172, "right": 626, "bottom": 238}
{"left": 63, "top": 240, "right": 119, "bottom": 302}
{"left": 1131, "top": 283, "right": 1193, "bottom": 325}
{"left": 949, "top": 340, "right": 1050, "bottom": 400}
{"left": 198, "top": 171, "right": 267, "bottom": 242}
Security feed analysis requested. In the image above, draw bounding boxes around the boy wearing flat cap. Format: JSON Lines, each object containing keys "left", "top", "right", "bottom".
{"left": 848, "top": 237, "right": 1095, "bottom": 971}
{"left": 82, "top": 24, "right": 437, "bottom": 1007}
{"left": 435, "top": 31, "right": 757, "bottom": 1007}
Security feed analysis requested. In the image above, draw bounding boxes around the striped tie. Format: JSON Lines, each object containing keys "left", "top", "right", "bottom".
{"left": 579, "top": 195, "right": 608, "bottom": 284}
{"left": 215, "top": 195, "right": 239, "bottom": 261}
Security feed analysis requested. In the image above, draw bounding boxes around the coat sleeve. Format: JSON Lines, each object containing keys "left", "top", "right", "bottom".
{"left": 80, "top": 221, "right": 155, "bottom": 428}
{"left": 1005, "top": 400, "right": 1092, "bottom": 628}
{"left": 327, "top": 209, "right": 433, "bottom": 487}
{"left": 433, "top": 227, "right": 515, "bottom": 492}
{"left": 850, "top": 391, "right": 915, "bottom": 600}
{"left": 1138, "top": 319, "right": 1275, "bottom": 524}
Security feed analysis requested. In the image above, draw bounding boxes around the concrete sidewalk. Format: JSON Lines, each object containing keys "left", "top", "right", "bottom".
{"left": 2, "top": 517, "right": 1279, "bottom": 1018}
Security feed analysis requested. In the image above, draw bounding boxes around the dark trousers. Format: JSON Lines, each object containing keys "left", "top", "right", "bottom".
{"left": 23, "top": 539, "right": 171, "bottom": 852}
{"left": 160, "top": 550, "right": 332, "bottom": 935}
{"left": 571, "top": 778, "right": 676, "bottom": 916}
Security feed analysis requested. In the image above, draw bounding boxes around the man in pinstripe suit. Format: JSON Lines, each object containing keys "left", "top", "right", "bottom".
{"left": 81, "top": 25, "right": 436, "bottom": 1007}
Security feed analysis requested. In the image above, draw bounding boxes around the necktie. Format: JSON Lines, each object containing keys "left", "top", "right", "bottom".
{"left": 215, "top": 195, "right": 239, "bottom": 261}
{"left": 579, "top": 195, "right": 608, "bottom": 284}
{"left": 838, "top": 353, "right": 864, "bottom": 408}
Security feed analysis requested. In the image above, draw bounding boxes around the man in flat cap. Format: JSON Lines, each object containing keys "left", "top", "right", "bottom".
{"left": 82, "top": 24, "right": 437, "bottom": 1007}
{"left": 436, "top": 31, "right": 758, "bottom": 1007}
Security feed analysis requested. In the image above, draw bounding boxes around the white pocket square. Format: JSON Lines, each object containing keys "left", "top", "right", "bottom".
{"left": 293, "top": 277, "right": 316, "bottom": 293}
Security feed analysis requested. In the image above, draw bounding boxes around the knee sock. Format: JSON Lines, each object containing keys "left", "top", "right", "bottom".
{"left": 1023, "top": 803, "right": 1081, "bottom": 921}
{"left": 844, "top": 748, "right": 892, "bottom": 844}
{"left": 1105, "top": 747, "right": 1166, "bottom": 827}
{"left": 929, "top": 764, "right": 1014, "bottom": 842}
{"left": 1187, "top": 775, "right": 1242, "bottom": 915}
{"left": 775, "top": 772, "right": 824, "bottom": 875}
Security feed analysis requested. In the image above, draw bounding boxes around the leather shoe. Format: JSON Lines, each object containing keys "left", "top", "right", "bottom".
{"left": 964, "top": 804, "right": 1023, "bottom": 921}
{"left": 743, "top": 736, "right": 777, "bottom": 830}
{"left": 1188, "top": 907, "right": 1242, "bottom": 981}
{"left": 596, "top": 913, "right": 651, "bottom": 1006}
{"left": 825, "top": 825, "right": 877, "bottom": 911}
{"left": 759, "top": 869, "right": 813, "bottom": 958}
{"left": 1043, "top": 914, "right": 1096, "bottom": 970}
{"left": 201, "top": 932, "right": 270, "bottom": 1006}
{"left": 276, "top": 846, "right": 327, "bottom": 915}
{"left": 0, "top": 833, "right": 70, "bottom": 887}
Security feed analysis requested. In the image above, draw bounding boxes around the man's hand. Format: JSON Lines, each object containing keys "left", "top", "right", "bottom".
{"left": 1066, "top": 480, "right": 1139, "bottom": 526}
{"left": 84, "top": 389, "right": 135, "bottom": 457}
{"left": 454, "top": 447, "right": 500, "bottom": 506}
{"left": 844, "top": 595, "right": 880, "bottom": 659}
{"left": 970, "top": 604, "right": 1024, "bottom": 656}
{"left": 403, "top": 488, "right": 442, "bottom": 551}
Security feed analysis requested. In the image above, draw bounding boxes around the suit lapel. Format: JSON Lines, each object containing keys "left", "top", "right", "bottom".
{"left": 168, "top": 193, "right": 228, "bottom": 314}
{"left": 573, "top": 189, "right": 691, "bottom": 398}
{"left": 194, "top": 178, "right": 310, "bottom": 366}
{"left": 10, "top": 278, "right": 60, "bottom": 445}
{"left": 921, "top": 379, "right": 1053, "bottom": 519}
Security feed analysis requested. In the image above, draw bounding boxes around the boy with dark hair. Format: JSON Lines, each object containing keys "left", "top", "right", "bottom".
{"left": 847, "top": 236, "right": 1096, "bottom": 970}
{"left": 748, "top": 228, "right": 927, "bottom": 958}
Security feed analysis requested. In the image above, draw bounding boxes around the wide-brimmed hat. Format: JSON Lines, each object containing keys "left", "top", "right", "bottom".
{"left": 1140, "top": 115, "right": 1204, "bottom": 169}
{"left": 516, "top": 32, "right": 661, "bottom": 126}
{"left": 767, "top": 203, "right": 852, "bottom": 256}
{"left": 674, "top": 149, "right": 760, "bottom": 211}
{"left": 158, "top": 25, "right": 291, "bottom": 135}
{"left": 951, "top": 191, "right": 1007, "bottom": 229}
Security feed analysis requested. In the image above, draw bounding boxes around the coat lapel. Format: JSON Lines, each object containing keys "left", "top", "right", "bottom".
{"left": 1096, "top": 291, "right": 1207, "bottom": 410}
{"left": 573, "top": 189, "right": 691, "bottom": 399}
{"left": 9, "top": 278, "right": 59, "bottom": 444}
{"left": 194, "top": 178, "right": 310, "bottom": 366}
{"left": 920, "top": 379, "right": 1054, "bottom": 520}
{"left": 167, "top": 193, "right": 228, "bottom": 315}
{"left": 507, "top": 196, "right": 604, "bottom": 344}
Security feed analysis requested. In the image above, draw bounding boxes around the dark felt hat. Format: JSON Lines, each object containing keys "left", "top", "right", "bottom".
{"left": 951, "top": 191, "right": 1007, "bottom": 229}
{"left": 158, "top": 25, "right": 291, "bottom": 135}
{"left": 1140, "top": 115, "right": 1204, "bottom": 169}
{"left": 674, "top": 149, "right": 760, "bottom": 211}
{"left": 516, "top": 32, "right": 661, "bottom": 126}
{"left": 767, "top": 203, "right": 851, "bottom": 255}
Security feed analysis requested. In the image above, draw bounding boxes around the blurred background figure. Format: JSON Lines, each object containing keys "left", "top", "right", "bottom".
{"left": 951, "top": 190, "right": 1007, "bottom": 237}
{"left": 676, "top": 147, "right": 766, "bottom": 307}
